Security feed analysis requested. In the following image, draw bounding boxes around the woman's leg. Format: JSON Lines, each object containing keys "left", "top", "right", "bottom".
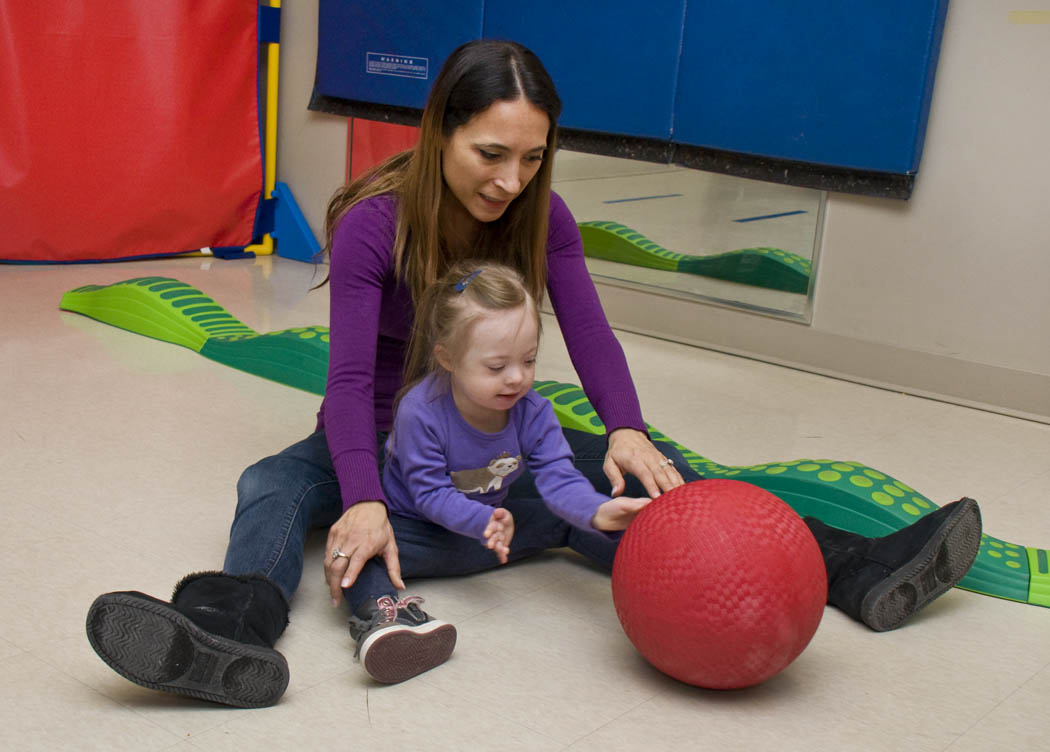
{"left": 804, "top": 498, "right": 982, "bottom": 631}
{"left": 86, "top": 430, "right": 347, "bottom": 706}
{"left": 225, "top": 430, "right": 345, "bottom": 601}
{"left": 562, "top": 427, "right": 982, "bottom": 631}
{"left": 562, "top": 428, "right": 703, "bottom": 499}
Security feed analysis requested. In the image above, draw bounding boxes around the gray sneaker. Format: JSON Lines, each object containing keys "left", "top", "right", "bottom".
{"left": 348, "top": 595, "right": 456, "bottom": 683}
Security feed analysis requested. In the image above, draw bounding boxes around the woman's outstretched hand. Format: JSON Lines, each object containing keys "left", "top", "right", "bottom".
{"left": 592, "top": 496, "right": 651, "bottom": 531}
{"left": 604, "top": 427, "right": 685, "bottom": 498}
{"left": 483, "top": 507, "right": 515, "bottom": 564}
{"left": 325, "top": 500, "right": 403, "bottom": 606}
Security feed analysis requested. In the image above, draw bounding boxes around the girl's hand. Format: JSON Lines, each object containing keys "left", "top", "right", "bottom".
{"left": 592, "top": 496, "right": 651, "bottom": 531}
{"left": 604, "top": 427, "right": 684, "bottom": 498}
{"left": 325, "top": 501, "right": 403, "bottom": 606}
{"left": 483, "top": 507, "right": 515, "bottom": 564}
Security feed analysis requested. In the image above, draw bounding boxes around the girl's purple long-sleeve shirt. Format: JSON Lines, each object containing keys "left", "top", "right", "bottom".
{"left": 318, "top": 191, "right": 645, "bottom": 511}
{"left": 382, "top": 374, "right": 615, "bottom": 541}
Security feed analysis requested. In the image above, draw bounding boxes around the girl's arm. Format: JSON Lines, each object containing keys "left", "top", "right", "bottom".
{"left": 519, "top": 396, "right": 637, "bottom": 536}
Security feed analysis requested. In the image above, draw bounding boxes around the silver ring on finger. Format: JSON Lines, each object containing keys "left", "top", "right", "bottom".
{"left": 331, "top": 549, "right": 349, "bottom": 561}
{"left": 658, "top": 458, "right": 674, "bottom": 468}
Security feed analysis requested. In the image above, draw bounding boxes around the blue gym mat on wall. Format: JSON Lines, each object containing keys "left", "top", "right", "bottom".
{"left": 312, "top": 0, "right": 949, "bottom": 196}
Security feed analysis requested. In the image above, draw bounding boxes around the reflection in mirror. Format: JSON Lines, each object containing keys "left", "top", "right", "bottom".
{"left": 551, "top": 151, "right": 825, "bottom": 322}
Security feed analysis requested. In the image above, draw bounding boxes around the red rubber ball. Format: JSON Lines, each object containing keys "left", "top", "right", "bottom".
{"left": 612, "top": 479, "right": 827, "bottom": 689}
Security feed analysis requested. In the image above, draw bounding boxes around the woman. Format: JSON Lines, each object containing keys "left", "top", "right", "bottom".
{"left": 85, "top": 39, "right": 982, "bottom": 707}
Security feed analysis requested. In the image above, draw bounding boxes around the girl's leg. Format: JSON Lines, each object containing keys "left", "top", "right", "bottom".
{"left": 344, "top": 514, "right": 464, "bottom": 685}
{"left": 347, "top": 495, "right": 611, "bottom": 603}
{"left": 500, "top": 461, "right": 621, "bottom": 570}
{"left": 392, "top": 506, "right": 578, "bottom": 577}
{"left": 392, "top": 464, "right": 620, "bottom": 577}
{"left": 342, "top": 560, "right": 403, "bottom": 612}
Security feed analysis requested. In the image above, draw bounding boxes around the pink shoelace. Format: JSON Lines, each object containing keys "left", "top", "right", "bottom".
{"left": 375, "top": 594, "right": 425, "bottom": 623}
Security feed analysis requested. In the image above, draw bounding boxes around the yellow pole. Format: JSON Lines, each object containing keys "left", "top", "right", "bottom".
{"left": 245, "top": 0, "right": 280, "bottom": 256}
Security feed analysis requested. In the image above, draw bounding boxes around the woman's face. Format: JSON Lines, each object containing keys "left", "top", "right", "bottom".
{"left": 441, "top": 97, "right": 550, "bottom": 228}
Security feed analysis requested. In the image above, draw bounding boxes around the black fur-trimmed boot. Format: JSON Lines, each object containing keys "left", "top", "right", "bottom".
{"left": 86, "top": 572, "right": 290, "bottom": 708}
{"left": 806, "top": 498, "right": 982, "bottom": 632}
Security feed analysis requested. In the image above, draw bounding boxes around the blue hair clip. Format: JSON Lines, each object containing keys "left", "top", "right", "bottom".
{"left": 454, "top": 269, "right": 482, "bottom": 292}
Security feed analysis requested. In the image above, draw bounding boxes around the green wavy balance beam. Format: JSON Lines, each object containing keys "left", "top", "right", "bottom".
{"left": 60, "top": 276, "right": 331, "bottom": 395}
{"left": 578, "top": 220, "right": 812, "bottom": 294}
{"left": 60, "top": 276, "right": 1048, "bottom": 609}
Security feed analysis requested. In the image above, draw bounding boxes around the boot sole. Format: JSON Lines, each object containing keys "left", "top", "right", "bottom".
{"left": 861, "top": 498, "right": 982, "bottom": 632}
{"left": 359, "top": 620, "right": 457, "bottom": 684}
{"left": 86, "top": 592, "right": 289, "bottom": 708}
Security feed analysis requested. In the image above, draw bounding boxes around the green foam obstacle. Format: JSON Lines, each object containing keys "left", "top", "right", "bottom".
{"left": 578, "top": 221, "right": 812, "bottom": 294}
{"left": 60, "top": 277, "right": 1049, "bottom": 609}
{"left": 532, "top": 381, "right": 1046, "bottom": 608}
{"left": 61, "top": 278, "right": 331, "bottom": 395}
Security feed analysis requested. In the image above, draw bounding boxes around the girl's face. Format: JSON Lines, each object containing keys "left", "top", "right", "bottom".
{"left": 441, "top": 97, "right": 550, "bottom": 231}
{"left": 438, "top": 303, "right": 539, "bottom": 432}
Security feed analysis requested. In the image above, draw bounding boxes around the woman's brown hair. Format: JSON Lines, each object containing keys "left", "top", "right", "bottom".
{"left": 318, "top": 39, "right": 562, "bottom": 304}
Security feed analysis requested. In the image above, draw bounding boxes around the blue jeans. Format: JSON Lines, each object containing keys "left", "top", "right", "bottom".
{"left": 224, "top": 428, "right": 700, "bottom": 609}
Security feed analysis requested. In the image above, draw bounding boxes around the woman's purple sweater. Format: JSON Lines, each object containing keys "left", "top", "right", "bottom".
{"left": 318, "top": 191, "right": 645, "bottom": 511}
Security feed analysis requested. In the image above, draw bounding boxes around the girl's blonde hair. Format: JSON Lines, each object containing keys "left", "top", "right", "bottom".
{"left": 394, "top": 261, "right": 541, "bottom": 417}
{"left": 319, "top": 40, "right": 561, "bottom": 305}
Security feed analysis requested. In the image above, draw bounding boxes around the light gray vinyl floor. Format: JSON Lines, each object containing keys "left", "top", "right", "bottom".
{"left": 2, "top": 244, "right": 1048, "bottom": 750}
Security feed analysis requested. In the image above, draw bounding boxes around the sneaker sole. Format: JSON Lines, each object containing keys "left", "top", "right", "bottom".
{"left": 861, "top": 498, "right": 982, "bottom": 632}
{"left": 359, "top": 620, "right": 457, "bottom": 684}
{"left": 86, "top": 592, "right": 289, "bottom": 708}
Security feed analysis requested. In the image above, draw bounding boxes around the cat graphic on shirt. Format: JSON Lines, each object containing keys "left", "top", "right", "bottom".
{"left": 450, "top": 452, "right": 521, "bottom": 494}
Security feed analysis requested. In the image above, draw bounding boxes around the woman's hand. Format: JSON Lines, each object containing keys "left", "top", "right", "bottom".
{"left": 483, "top": 507, "right": 515, "bottom": 564}
{"left": 605, "top": 427, "right": 684, "bottom": 498}
{"left": 325, "top": 501, "right": 403, "bottom": 606}
{"left": 592, "top": 496, "right": 651, "bottom": 531}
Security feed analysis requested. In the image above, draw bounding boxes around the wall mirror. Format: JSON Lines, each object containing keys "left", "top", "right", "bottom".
{"left": 551, "top": 151, "right": 825, "bottom": 322}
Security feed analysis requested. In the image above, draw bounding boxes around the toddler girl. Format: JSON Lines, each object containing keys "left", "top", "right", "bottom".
{"left": 345, "top": 261, "right": 650, "bottom": 683}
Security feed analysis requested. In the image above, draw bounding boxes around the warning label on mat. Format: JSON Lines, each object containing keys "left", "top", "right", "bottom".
{"left": 366, "top": 53, "right": 429, "bottom": 80}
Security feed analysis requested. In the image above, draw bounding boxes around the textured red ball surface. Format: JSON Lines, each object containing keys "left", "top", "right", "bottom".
{"left": 612, "top": 479, "right": 827, "bottom": 689}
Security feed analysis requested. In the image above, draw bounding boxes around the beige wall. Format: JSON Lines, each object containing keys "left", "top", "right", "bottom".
{"left": 275, "top": 1, "right": 1050, "bottom": 421}
{"left": 818, "top": 2, "right": 1050, "bottom": 374}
